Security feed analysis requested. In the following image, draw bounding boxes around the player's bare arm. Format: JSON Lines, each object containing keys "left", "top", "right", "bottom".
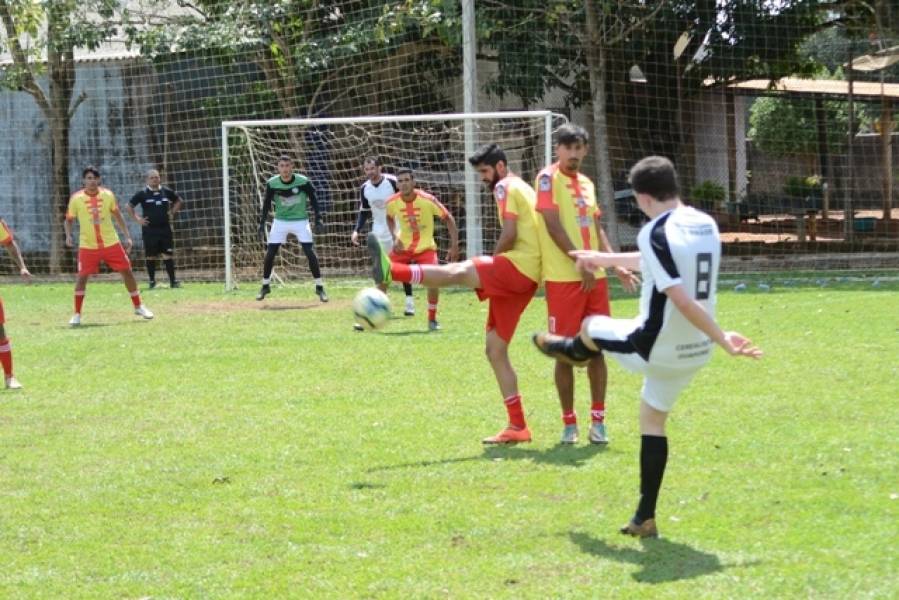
{"left": 443, "top": 210, "right": 459, "bottom": 262}
{"left": 5, "top": 238, "right": 31, "bottom": 281}
{"left": 493, "top": 217, "right": 518, "bottom": 255}
{"left": 664, "top": 284, "right": 763, "bottom": 359}
{"left": 571, "top": 250, "right": 642, "bottom": 273}
{"left": 64, "top": 218, "right": 74, "bottom": 248}
{"left": 386, "top": 214, "right": 401, "bottom": 252}
{"left": 597, "top": 220, "right": 639, "bottom": 293}
{"left": 544, "top": 208, "right": 594, "bottom": 291}
{"left": 112, "top": 209, "right": 133, "bottom": 252}
{"left": 171, "top": 196, "right": 183, "bottom": 219}
{"left": 127, "top": 203, "right": 149, "bottom": 227}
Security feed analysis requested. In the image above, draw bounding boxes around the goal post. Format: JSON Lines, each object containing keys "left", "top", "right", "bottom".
{"left": 221, "top": 111, "right": 565, "bottom": 290}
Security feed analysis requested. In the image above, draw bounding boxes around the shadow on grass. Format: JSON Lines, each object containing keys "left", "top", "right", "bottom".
{"left": 367, "top": 444, "right": 606, "bottom": 473}
{"left": 259, "top": 303, "right": 320, "bottom": 311}
{"left": 379, "top": 329, "right": 433, "bottom": 337}
{"left": 570, "top": 531, "right": 736, "bottom": 583}
{"left": 483, "top": 443, "right": 607, "bottom": 467}
{"left": 66, "top": 323, "right": 113, "bottom": 329}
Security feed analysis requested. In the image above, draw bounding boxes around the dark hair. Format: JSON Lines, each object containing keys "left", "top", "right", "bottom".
{"left": 82, "top": 166, "right": 101, "bottom": 178}
{"left": 397, "top": 167, "right": 414, "bottom": 178}
{"left": 364, "top": 156, "right": 381, "bottom": 167}
{"left": 277, "top": 155, "right": 293, "bottom": 164}
{"left": 555, "top": 123, "right": 589, "bottom": 146}
{"left": 628, "top": 156, "right": 680, "bottom": 202}
{"left": 468, "top": 143, "right": 507, "bottom": 168}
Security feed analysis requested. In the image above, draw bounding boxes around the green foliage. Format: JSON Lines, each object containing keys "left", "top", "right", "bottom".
{"left": 0, "top": 281, "right": 896, "bottom": 597}
{"left": 783, "top": 174, "right": 822, "bottom": 200}
{"left": 748, "top": 93, "right": 872, "bottom": 157}
{"left": 688, "top": 180, "right": 727, "bottom": 210}
{"left": 127, "top": 0, "right": 461, "bottom": 119}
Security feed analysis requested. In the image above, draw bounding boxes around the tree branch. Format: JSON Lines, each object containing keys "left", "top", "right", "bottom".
{"left": 0, "top": 0, "right": 51, "bottom": 117}
{"left": 68, "top": 90, "right": 87, "bottom": 120}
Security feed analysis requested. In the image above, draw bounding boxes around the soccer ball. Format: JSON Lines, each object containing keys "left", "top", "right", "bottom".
{"left": 353, "top": 287, "right": 391, "bottom": 330}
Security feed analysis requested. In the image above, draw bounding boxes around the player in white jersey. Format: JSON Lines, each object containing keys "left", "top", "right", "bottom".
{"left": 534, "top": 156, "right": 762, "bottom": 539}
{"left": 351, "top": 157, "right": 415, "bottom": 319}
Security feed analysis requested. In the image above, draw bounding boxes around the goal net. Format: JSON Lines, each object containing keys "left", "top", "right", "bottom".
{"left": 222, "top": 111, "right": 567, "bottom": 290}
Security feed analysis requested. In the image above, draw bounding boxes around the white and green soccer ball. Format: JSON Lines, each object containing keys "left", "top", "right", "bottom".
{"left": 353, "top": 287, "right": 391, "bottom": 330}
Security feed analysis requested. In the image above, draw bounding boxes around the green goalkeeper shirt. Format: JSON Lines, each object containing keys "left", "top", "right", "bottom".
{"left": 264, "top": 173, "right": 316, "bottom": 221}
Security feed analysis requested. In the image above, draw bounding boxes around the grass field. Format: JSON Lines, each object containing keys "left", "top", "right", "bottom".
{"left": 1, "top": 275, "right": 897, "bottom": 598}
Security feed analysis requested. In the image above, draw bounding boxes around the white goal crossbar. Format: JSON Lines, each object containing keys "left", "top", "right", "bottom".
{"left": 221, "top": 111, "right": 559, "bottom": 290}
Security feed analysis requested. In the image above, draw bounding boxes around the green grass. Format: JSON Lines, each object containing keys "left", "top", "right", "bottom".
{"left": 1, "top": 276, "right": 897, "bottom": 598}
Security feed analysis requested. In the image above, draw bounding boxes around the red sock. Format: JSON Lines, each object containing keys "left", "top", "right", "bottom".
{"left": 130, "top": 290, "right": 141, "bottom": 308}
{"left": 391, "top": 263, "right": 423, "bottom": 284}
{"left": 0, "top": 337, "right": 11, "bottom": 377}
{"left": 504, "top": 394, "right": 526, "bottom": 429}
{"left": 74, "top": 290, "right": 85, "bottom": 314}
{"left": 591, "top": 401, "right": 605, "bottom": 424}
{"left": 428, "top": 302, "right": 437, "bottom": 322}
{"left": 562, "top": 411, "right": 577, "bottom": 425}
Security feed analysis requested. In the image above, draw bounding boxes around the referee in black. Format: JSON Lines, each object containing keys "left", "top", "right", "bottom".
{"left": 127, "top": 169, "right": 183, "bottom": 288}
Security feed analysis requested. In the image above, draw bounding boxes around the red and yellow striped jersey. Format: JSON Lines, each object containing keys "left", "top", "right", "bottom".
{"left": 386, "top": 190, "right": 449, "bottom": 254}
{"left": 493, "top": 175, "right": 540, "bottom": 283}
{"left": 66, "top": 188, "right": 122, "bottom": 250}
{"left": 0, "top": 219, "right": 14, "bottom": 246}
{"left": 535, "top": 163, "right": 606, "bottom": 282}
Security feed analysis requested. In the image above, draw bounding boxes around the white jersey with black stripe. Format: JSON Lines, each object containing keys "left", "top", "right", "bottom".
{"left": 361, "top": 174, "right": 398, "bottom": 242}
{"left": 632, "top": 205, "right": 721, "bottom": 368}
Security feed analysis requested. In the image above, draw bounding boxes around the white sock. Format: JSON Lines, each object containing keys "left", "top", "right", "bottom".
{"left": 314, "top": 278, "right": 323, "bottom": 287}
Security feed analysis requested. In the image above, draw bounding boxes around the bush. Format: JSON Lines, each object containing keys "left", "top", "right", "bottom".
{"left": 783, "top": 175, "right": 823, "bottom": 209}
{"left": 688, "top": 180, "right": 727, "bottom": 211}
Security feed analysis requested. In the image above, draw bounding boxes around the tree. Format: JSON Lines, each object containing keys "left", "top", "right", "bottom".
{"left": 478, "top": 1, "right": 831, "bottom": 245}
{"left": 0, "top": 0, "right": 121, "bottom": 273}
{"left": 128, "top": 1, "right": 461, "bottom": 122}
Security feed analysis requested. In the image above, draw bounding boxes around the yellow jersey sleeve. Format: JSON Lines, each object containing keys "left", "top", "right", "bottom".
{"left": 0, "top": 219, "right": 13, "bottom": 246}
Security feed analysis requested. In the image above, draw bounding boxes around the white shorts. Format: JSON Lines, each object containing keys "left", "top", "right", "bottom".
{"left": 269, "top": 219, "right": 313, "bottom": 244}
{"left": 584, "top": 315, "right": 702, "bottom": 413}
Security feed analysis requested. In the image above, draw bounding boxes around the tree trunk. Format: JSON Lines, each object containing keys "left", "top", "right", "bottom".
{"left": 584, "top": 0, "right": 620, "bottom": 248}
{"left": 46, "top": 21, "right": 76, "bottom": 274}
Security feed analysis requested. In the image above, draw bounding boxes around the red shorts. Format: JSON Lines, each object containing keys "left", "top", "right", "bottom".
{"left": 473, "top": 256, "right": 538, "bottom": 343}
{"left": 78, "top": 244, "right": 131, "bottom": 276}
{"left": 545, "top": 279, "right": 611, "bottom": 336}
{"left": 390, "top": 248, "right": 438, "bottom": 266}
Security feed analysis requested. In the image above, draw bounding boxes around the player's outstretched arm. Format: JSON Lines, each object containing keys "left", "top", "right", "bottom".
{"left": 597, "top": 223, "right": 640, "bottom": 293}
{"left": 571, "top": 250, "right": 641, "bottom": 273}
{"left": 664, "top": 284, "right": 762, "bottom": 359}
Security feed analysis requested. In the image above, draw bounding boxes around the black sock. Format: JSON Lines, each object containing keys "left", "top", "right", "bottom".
{"left": 163, "top": 259, "right": 176, "bottom": 284}
{"left": 263, "top": 244, "right": 280, "bottom": 280}
{"left": 636, "top": 435, "right": 668, "bottom": 522}
{"left": 301, "top": 242, "right": 321, "bottom": 279}
{"left": 403, "top": 282, "right": 413, "bottom": 297}
{"left": 146, "top": 259, "right": 156, "bottom": 282}
{"left": 571, "top": 336, "right": 601, "bottom": 360}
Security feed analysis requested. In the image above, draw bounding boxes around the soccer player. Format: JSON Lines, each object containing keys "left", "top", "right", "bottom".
{"left": 64, "top": 166, "right": 154, "bottom": 326}
{"left": 256, "top": 155, "right": 328, "bottom": 303}
{"left": 127, "top": 169, "right": 183, "bottom": 289}
{"left": 0, "top": 218, "right": 31, "bottom": 389}
{"left": 383, "top": 167, "right": 458, "bottom": 331}
{"left": 368, "top": 143, "right": 539, "bottom": 443}
{"left": 535, "top": 123, "right": 639, "bottom": 445}
{"left": 350, "top": 157, "right": 415, "bottom": 328}
{"left": 534, "top": 156, "right": 762, "bottom": 538}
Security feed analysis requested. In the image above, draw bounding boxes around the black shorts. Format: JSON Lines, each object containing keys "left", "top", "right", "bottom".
{"left": 142, "top": 227, "right": 174, "bottom": 256}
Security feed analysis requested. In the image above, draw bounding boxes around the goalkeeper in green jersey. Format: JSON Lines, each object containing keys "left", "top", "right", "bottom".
{"left": 257, "top": 155, "right": 328, "bottom": 302}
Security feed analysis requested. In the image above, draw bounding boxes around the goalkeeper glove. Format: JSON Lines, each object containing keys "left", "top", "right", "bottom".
{"left": 314, "top": 217, "right": 325, "bottom": 235}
